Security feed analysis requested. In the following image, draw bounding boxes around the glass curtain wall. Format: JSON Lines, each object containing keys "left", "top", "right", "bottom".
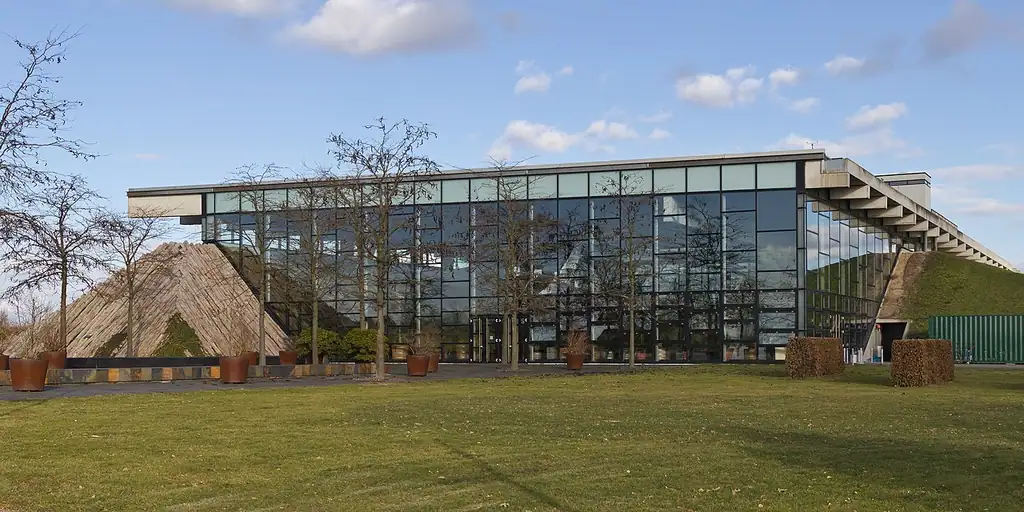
{"left": 203, "top": 160, "right": 806, "bottom": 363}
{"left": 804, "top": 192, "right": 913, "bottom": 350}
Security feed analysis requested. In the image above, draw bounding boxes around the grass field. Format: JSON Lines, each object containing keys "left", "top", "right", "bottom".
{"left": 1, "top": 365, "right": 1022, "bottom": 511}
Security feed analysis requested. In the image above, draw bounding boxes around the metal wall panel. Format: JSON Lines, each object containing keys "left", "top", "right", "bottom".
{"left": 929, "top": 315, "right": 1024, "bottom": 364}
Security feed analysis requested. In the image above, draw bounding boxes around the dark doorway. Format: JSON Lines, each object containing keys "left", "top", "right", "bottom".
{"left": 879, "top": 322, "right": 907, "bottom": 362}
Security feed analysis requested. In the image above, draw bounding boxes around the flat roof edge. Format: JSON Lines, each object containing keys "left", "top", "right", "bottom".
{"left": 127, "top": 149, "right": 827, "bottom": 197}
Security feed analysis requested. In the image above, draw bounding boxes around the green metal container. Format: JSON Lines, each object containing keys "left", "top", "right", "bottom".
{"left": 929, "top": 315, "right": 1024, "bottom": 364}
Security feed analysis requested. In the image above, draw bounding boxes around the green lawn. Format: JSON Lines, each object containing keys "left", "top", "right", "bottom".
{"left": 1, "top": 366, "right": 1022, "bottom": 511}
{"left": 900, "top": 252, "right": 1024, "bottom": 335}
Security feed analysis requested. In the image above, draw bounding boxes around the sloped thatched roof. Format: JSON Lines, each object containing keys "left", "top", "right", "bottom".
{"left": 7, "top": 242, "right": 291, "bottom": 357}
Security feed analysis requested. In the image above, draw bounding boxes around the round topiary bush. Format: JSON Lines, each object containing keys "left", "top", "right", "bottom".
{"left": 341, "top": 328, "right": 381, "bottom": 362}
{"left": 295, "top": 328, "right": 342, "bottom": 363}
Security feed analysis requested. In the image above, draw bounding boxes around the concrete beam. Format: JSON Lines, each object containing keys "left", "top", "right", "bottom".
{"left": 884, "top": 214, "right": 917, "bottom": 227}
{"left": 905, "top": 220, "right": 931, "bottom": 232}
{"left": 870, "top": 205, "right": 904, "bottom": 218}
{"left": 849, "top": 196, "right": 888, "bottom": 210}
{"left": 830, "top": 185, "right": 872, "bottom": 200}
{"left": 935, "top": 232, "right": 951, "bottom": 244}
{"left": 925, "top": 227, "right": 940, "bottom": 237}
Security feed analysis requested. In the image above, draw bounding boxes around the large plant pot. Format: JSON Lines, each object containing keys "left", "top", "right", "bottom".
{"left": 279, "top": 350, "right": 298, "bottom": 366}
{"left": 566, "top": 354, "right": 584, "bottom": 371}
{"left": 10, "top": 358, "right": 48, "bottom": 392}
{"left": 0, "top": 354, "right": 9, "bottom": 371}
{"left": 243, "top": 351, "right": 259, "bottom": 366}
{"left": 220, "top": 356, "right": 250, "bottom": 384}
{"left": 42, "top": 350, "right": 67, "bottom": 370}
{"left": 407, "top": 354, "right": 430, "bottom": 377}
{"left": 428, "top": 352, "right": 440, "bottom": 373}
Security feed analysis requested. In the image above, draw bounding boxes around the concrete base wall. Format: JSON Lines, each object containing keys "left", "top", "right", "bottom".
{"left": 0, "top": 363, "right": 394, "bottom": 386}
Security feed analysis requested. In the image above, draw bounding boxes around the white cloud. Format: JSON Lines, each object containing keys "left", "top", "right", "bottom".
{"left": 846, "top": 102, "right": 908, "bottom": 130}
{"left": 514, "top": 60, "right": 551, "bottom": 94}
{"left": 585, "top": 120, "right": 639, "bottom": 140}
{"left": 774, "top": 127, "right": 921, "bottom": 158}
{"left": 768, "top": 67, "right": 800, "bottom": 88}
{"left": 824, "top": 55, "right": 866, "bottom": 76}
{"left": 789, "top": 97, "right": 820, "bottom": 114}
{"left": 557, "top": 65, "right": 574, "bottom": 76}
{"left": 648, "top": 128, "right": 672, "bottom": 140}
{"left": 638, "top": 110, "right": 673, "bottom": 123}
{"left": 932, "top": 185, "right": 1024, "bottom": 215}
{"left": 166, "top": 0, "right": 294, "bottom": 17}
{"left": 676, "top": 66, "right": 763, "bottom": 107}
{"left": 284, "top": 0, "right": 477, "bottom": 56}
{"left": 489, "top": 119, "right": 640, "bottom": 159}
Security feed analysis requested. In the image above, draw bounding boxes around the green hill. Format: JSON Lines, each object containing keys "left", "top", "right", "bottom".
{"left": 897, "top": 252, "right": 1024, "bottom": 335}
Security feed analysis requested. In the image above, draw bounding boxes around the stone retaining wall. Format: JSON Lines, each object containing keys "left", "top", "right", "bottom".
{"left": 0, "top": 363, "right": 393, "bottom": 386}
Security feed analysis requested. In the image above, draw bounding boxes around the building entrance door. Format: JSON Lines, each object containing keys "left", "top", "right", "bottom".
{"left": 472, "top": 316, "right": 506, "bottom": 363}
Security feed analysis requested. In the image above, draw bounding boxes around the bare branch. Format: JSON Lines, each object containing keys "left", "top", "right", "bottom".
{"left": 0, "top": 28, "right": 95, "bottom": 199}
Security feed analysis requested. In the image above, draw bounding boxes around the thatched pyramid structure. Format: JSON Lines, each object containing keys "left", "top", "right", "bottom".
{"left": 7, "top": 242, "right": 291, "bottom": 357}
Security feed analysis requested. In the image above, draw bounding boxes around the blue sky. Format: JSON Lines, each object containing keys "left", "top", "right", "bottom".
{"left": 2, "top": 0, "right": 1023, "bottom": 266}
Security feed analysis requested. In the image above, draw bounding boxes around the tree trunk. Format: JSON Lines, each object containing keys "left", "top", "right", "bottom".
{"left": 312, "top": 298, "right": 320, "bottom": 365}
{"left": 126, "top": 287, "right": 135, "bottom": 358}
{"left": 628, "top": 306, "right": 636, "bottom": 369}
{"left": 258, "top": 255, "right": 267, "bottom": 368}
{"left": 510, "top": 312, "right": 520, "bottom": 371}
{"left": 375, "top": 284, "right": 387, "bottom": 378}
{"left": 311, "top": 250, "right": 320, "bottom": 365}
{"left": 358, "top": 244, "right": 368, "bottom": 329}
{"left": 59, "top": 266, "right": 68, "bottom": 350}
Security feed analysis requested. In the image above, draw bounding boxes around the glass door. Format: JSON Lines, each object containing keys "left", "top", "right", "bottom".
{"left": 473, "top": 316, "right": 505, "bottom": 363}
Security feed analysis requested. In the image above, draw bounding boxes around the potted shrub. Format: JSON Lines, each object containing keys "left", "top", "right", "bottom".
{"left": 0, "top": 314, "right": 15, "bottom": 371}
{"left": 406, "top": 332, "right": 430, "bottom": 377}
{"left": 421, "top": 325, "right": 442, "bottom": 373}
{"left": 220, "top": 333, "right": 252, "bottom": 384}
{"left": 279, "top": 337, "right": 298, "bottom": 366}
{"left": 341, "top": 328, "right": 382, "bottom": 372}
{"left": 294, "top": 328, "right": 342, "bottom": 364}
{"left": 39, "top": 324, "right": 67, "bottom": 370}
{"left": 565, "top": 329, "right": 590, "bottom": 371}
{"left": 9, "top": 328, "right": 48, "bottom": 392}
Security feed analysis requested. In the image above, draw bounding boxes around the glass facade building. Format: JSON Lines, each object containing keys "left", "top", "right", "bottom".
{"left": 126, "top": 151, "right": 1004, "bottom": 363}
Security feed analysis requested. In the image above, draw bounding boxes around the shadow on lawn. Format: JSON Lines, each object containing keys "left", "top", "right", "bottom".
{"left": 753, "top": 365, "right": 895, "bottom": 387}
{"left": 437, "top": 440, "right": 576, "bottom": 512}
{"left": 722, "top": 425, "right": 1024, "bottom": 508}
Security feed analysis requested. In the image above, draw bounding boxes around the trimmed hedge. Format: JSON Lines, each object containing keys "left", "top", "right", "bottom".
{"left": 891, "top": 339, "right": 955, "bottom": 387}
{"left": 786, "top": 337, "right": 844, "bottom": 378}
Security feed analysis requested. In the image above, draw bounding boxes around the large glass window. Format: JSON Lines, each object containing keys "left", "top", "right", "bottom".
{"left": 205, "top": 159, "right": 819, "bottom": 364}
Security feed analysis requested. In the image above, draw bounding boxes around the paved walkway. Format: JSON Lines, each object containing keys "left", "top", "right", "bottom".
{"left": 0, "top": 364, "right": 630, "bottom": 402}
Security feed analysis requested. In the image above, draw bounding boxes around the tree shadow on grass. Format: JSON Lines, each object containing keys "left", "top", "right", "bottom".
{"left": 721, "top": 425, "right": 1024, "bottom": 509}
{"left": 436, "top": 439, "right": 575, "bottom": 512}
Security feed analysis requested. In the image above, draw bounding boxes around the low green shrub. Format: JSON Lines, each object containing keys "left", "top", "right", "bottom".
{"left": 294, "top": 328, "right": 342, "bottom": 362}
{"left": 786, "top": 337, "right": 844, "bottom": 379}
{"left": 342, "top": 328, "right": 380, "bottom": 362}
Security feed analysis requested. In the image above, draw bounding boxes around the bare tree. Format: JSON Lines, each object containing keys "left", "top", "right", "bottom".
{"left": 0, "top": 175, "right": 108, "bottom": 350}
{"left": 591, "top": 172, "right": 655, "bottom": 369}
{"left": 328, "top": 118, "right": 440, "bottom": 378}
{"left": 329, "top": 177, "right": 370, "bottom": 330}
{"left": 97, "top": 208, "right": 177, "bottom": 357}
{"left": 286, "top": 169, "right": 342, "bottom": 364}
{"left": 227, "top": 163, "right": 286, "bottom": 368}
{"left": 10, "top": 291, "right": 54, "bottom": 355}
{"left": 471, "top": 159, "right": 558, "bottom": 370}
{"left": 1, "top": 29, "right": 95, "bottom": 200}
